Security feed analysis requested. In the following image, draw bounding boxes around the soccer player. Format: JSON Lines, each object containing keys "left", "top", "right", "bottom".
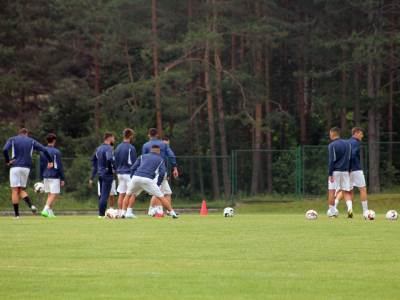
{"left": 89, "top": 132, "right": 116, "bottom": 218}
{"left": 40, "top": 134, "right": 65, "bottom": 218}
{"left": 124, "top": 144, "right": 178, "bottom": 218}
{"left": 2, "top": 128, "right": 53, "bottom": 218}
{"left": 327, "top": 127, "right": 353, "bottom": 218}
{"left": 115, "top": 128, "right": 137, "bottom": 218}
{"left": 334, "top": 127, "right": 369, "bottom": 217}
{"left": 142, "top": 128, "right": 178, "bottom": 216}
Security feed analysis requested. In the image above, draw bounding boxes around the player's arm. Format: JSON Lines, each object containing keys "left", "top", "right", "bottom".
{"left": 33, "top": 140, "right": 53, "bottom": 166}
{"left": 39, "top": 152, "right": 47, "bottom": 181}
{"left": 89, "top": 153, "right": 98, "bottom": 187}
{"left": 157, "top": 161, "right": 166, "bottom": 186}
{"left": 142, "top": 143, "right": 149, "bottom": 155}
{"left": 328, "top": 144, "right": 334, "bottom": 180}
{"left": 131, "top": 145, "right": 137, "bottom": 163}
{"left": 2, "top": 139, "right": 12, "bottom": 164}
{"left": 166, "top": 145, "right": 178, "bottom": 178}
{"left": 130, "top": 156, "right": 141, "bottom": 177}
{"left": 105, "top": 148, "right": 115, "bottom": 174}
{"left": 58, "top": 152, "right": 65, "bottom": 186}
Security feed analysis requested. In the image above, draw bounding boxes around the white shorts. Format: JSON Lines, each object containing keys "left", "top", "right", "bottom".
{"left": 9, "top": 167, "right": 30, "bottom": 188}
{"left": 159, "top": 177, "right": 172, "bottom": 195}
{"left": 350, "top": 170, "right": 366, "bottom": 188}
{"left": 328, "top": 171, "right": 351, "bottom": 192}
{"left": 127, "top": 176, "right": 164, "bottom": 198}
{"left": 44, "top": 178, "right": 61, "bottom": 194}
{"left": 117, "top": 174, "right": 131, "bottom": 194}
{"left": 98, "top": 180, "right": 117, "bottom": 196}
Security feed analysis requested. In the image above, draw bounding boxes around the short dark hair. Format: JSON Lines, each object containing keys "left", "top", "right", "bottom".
{"left": 330, "top": 127, "right": 341, "bottom": 136}
{"left": 123, "top": 128, "right": 134, "bottom": 139}
{"left": 151, "top": 145, "right": 160, "bottom": 149}
{"left": 19, "top": 128, "right": 28, "bottom": 135}
{"left": 46, "top": 133, "right": 57, "bottom": 144}
{"left": 352, "top": 127, "right": 363, "bottom": 135}
{"left": 104, "top": 132, "right": 114, "bottom": 140}
{"left": 162, "top": 135, "right": 170, "bottom": 141}
{"left": 148, "top": 128, "right": 158, "bottom": 137}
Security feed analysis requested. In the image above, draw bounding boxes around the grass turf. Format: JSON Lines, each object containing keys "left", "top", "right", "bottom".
{"left": 0, "top": 211, "right": 399, "bottom": 300}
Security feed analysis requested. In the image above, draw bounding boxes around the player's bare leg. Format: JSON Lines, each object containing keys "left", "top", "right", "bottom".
{"left": 156, "top": 196, "right": 178, "bottom": 218}
{"left": 108, "top": 195, "right": 115, "bottom": 208}
{"left": 343, "top": 191, "right": 353, "bottom": 218}
{"left": 42, "top": 193, "right": 57, "bottom": 218}
{"left": 117, "top": 193, "right": 125, "bottom": 210}
{"left": 359, "top": 186, "right": 368, "bottom": 215}
{"left": 19, "top": 188, "right": 36, "bottom": 214}
{"left": 11, "top": 187, "right": 20, "bottom": 218}
{"left": 121, "top": 194, "right": 136, "bottom": 218}
{"left": 334, "top": 191, "right": 342, "bottom": 209}
{"left": 327, "top": 188, "right": 338, "bottom": 217}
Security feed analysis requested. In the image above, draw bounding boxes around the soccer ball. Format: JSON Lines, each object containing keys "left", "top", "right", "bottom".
{"left": 327, "top": 207, "right": 339, "bottom": 218}
{"left": 305, "top": 210, "right": 318, "bottom": 220}
{"left": 364, "top": 210, "right": 376, "bottom": 220}
{"left": 223, "top": 207, "right": 234, "bottom": 217}
{"left": 385, "top": 210, "right": 398, "bottom": 221}
{"left": 33, "top": 182, "right": 45, "bottom": 193}
{"left": 105, "top": 208, "right": 120, "bottom": 219}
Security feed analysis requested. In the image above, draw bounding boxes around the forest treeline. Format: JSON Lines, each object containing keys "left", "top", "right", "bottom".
{"left": 0, "top": 0, "right": 399, "bottom": 198}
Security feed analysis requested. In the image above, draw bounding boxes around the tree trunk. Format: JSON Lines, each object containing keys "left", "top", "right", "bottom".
{"left": 124, "top": 40, "right": 134, "bottom": 84}
{"left": 265, "top": 51, "right": 272, "bottom": 193}
{"left": 367, "top": 62, "right": 380, "bottom": 193}
{"left": 204, "top": 8, "right": 220, "bottom": 198}
{"left": 93, "top": 38, "right": 100, "bottom": 138}
{"left": 388, "top": 35, "right": 394, "bottom": 166}
{"left": 340, "top": 65, "right": 347, "bottom": 134}
{"left": 152, "top": 0, "right": 162, "bottom": 135}
{"left": 231, "top": 33, "right": 236, "bottom": 70}
{"left": 353, "top": 65, "right": 361, "bottom": 125}
{"left": 212, "top": 0, "right": 230, "bottom": 198}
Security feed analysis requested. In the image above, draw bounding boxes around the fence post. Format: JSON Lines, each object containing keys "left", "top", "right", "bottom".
{"left": 295, "top": 146, "right": 302, "bottom": 197}
{"left": 230, "top": 150, "right": 236, "bottom": 206}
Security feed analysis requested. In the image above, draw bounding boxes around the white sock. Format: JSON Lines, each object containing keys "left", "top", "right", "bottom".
{"left": 334, "top": 198, "right": 339, "bottom": 209}
{"left": 121, "top": 209, "right": 126, "bottom": 216}
{"left": 345, "top": 200, "right": 353, "bottom": 211}
{"left": 361, "top": 200, "right": 368, "bottom": 212}
{"left": 170, "top": 210, "right": 177, "bottom": 217}
{"left": 44, "top": 205, "right": 50, "bottom": 211}
{"left": 127, "top": 208, "right": 132, "bottom": 214}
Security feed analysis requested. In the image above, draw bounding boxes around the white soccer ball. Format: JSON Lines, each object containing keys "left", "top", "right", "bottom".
{"left": 327, "top": 207, "right": 339, "bottom": 218}
{"left": 364, "top": 209, "right": 376, "bottom": 220}
{"left": 105, "top": 208, "right": 120, "bottom": 219}
{"left": 305, "top": 210, "right": 318, "bottom": 220}
{"left": 33, "top": 182, "right": 45, "bottom": 193}
{"left": 223, "top": 207, "right": 234, "bottom": 217}
{"left": 385, "top": 210, "right": 398, "bottom": 221}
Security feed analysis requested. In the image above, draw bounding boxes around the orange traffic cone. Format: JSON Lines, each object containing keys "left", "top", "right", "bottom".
{"left": 200, "top": 199, "right": 208, "bottom": 216}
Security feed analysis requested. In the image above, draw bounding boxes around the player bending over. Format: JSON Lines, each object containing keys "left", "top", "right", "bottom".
{"left": 115, "top": 128, "right": 137, "bottom": 218}
{"left": 2, "top": 128, "right": 53, "bottom": 218}
{"left": 142, "top": 129, "right": 178, "bottom": 217}
{"left": 40, "top": 134, "right": 65, "bottom": 218}
{"left": 334, "top": 127, "right": 369, "bottom": 217}
{"left": 90, "top": 132, "right": 116, "bottom": 218}
{"left": 327, "top": 127, "right": 353, "bottom": 218}
{"left": 124, "top": 144, "right": 179, "bottom": 219}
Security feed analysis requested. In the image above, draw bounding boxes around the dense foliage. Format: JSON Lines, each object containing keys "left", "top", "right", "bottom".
{"left": 1, "top": 0, "right": 399, "bottom": 198}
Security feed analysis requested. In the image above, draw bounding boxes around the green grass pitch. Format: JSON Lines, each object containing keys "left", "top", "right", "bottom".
{"left": 0, "top": 213, "right": 399, "bottom": 299}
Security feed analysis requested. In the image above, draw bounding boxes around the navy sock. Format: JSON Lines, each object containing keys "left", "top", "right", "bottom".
{"left": 23, "top": 196, "right": 33, "bottom": 208}
{"left": 13, "top": 204, "right": 19, "bottom": 217}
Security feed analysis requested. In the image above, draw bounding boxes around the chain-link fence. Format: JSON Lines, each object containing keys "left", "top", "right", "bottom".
{"left": 1, "top": 143, "right": 399, "bottom": 206}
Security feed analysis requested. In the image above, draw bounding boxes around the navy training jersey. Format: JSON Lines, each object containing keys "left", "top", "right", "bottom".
{"left": 40, "top": 146, "right": 65, "bottom": 180}
{"left": 115, "top": 142, "right": 137, "bottom": 174}
{"left": 328, "top": 138, "right": 351, "bottom": 176}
